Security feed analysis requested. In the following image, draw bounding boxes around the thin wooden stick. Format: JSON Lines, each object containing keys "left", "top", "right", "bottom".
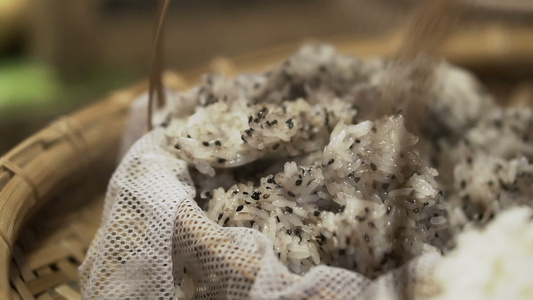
{"left": 378, "top": 0, "right": 463, "bottom": 134}
{"left": 148, "top": 0, "right": 171, "bottom": 132}
{"left": 398, "top": 0, "right": 462, "bottom": 58}
{"left": 468, "top": 0, "right": 533, "bottom": 12}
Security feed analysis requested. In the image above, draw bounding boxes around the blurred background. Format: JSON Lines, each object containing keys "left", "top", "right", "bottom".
{"left": 1, "top": 0, "right": 532, "bottom": 154}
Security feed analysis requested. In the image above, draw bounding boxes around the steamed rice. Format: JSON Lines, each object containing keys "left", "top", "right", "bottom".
{"left": 163, "top": 44, "right": 533, "bottom": 278}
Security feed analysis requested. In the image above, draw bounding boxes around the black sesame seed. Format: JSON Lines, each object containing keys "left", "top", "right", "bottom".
{"left": 258, "top": 107, "right": 267, "bottom": 118}
{"left": 248, "top": 116, "right": 253, "bottom": 123}
{"left": 382, "top": 183, "right": 390, "bottom": 189}
{"left": 295, "top": 179, "right": 303, "bottom": 186}
{"left": 286, "top": 229, "right": 292, "bottom": 234}
{"left": 413, "top": 208, "right": 419, "bottom": 213}
{"left": 423, "top": 202, "right": 429, "bottom": 206}
{"left": 287, "top": 191, "right": 296, "bottom": 198}
{"left": 276, "top": 216, "right": 280, "bottom": 222}
{"left": 328, "top": 159, "right": 335, "bottom": 165}
{"left": 273, "top": 143, "right": 280, "bottom": 150}
{"left": 215, "top": 140, "right": 222, "bottom": 146}
{"left": 251, "top": 192, "right": 261, "bottom": 200}
{"left": 263, "top": 193, "right": 270, "bottom": 199}
{"left": 460, "top": 180, "right": 467, "bottom": 189}
{"left": 386, "top": 206, "right": 392, "bottom": 214}
{"left": 354, "top": 177, "right": 360, "bottom": 183}
{"left": 370, "top": 163, "right": 377, "bottom": 171}
{"left": 355, "top": 139, "right": 361, "bottom": 144}
{"left": 202, "top": 142, "right": 209, "bottom": 147}
{"left": 224, "top": 217, "right": 230, "bottom": 225}
{"left": 267, "top": 178, "right": 275, "bottom": 184}
{"left": 245, "top": 129, "right": 253, "bottom": 136}
{"left": 218, "top": 158, "right": 226, "bottom": 163}
{"left": 236, "top": 205, "right": 244, "bottom": 212}
{"left": 271, "top": 119, "right": 278, "bottom": 125}
{"left": 286, "top": 118, "right": 294, "bottom": 129}
{"left": 174, "top": 144, "right": 180, "bottom": 150}
{"left": 218, "top": 213, "right": 223, "bottom": 221}
{"left": 286, "top": 206, "right": 293, "bottom": 213}
{"left": 313, "top": 211, "right": 320, "bottom": 216}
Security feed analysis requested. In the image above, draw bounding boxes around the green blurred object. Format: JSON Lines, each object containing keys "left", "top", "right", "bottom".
{"left": 0, "top": 59, "right": 62, "bottom": 112}
{"left": 0, "top": 58, "right": 142, "bottom": 155}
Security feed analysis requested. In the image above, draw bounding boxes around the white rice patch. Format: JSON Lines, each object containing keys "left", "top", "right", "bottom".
{"left": 432, "top": 207, "right": 533, "bottom": 300}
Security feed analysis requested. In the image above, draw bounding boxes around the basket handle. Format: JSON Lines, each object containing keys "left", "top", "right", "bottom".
{"left": 147, "top": 0, "right": 171, "bottom": 132}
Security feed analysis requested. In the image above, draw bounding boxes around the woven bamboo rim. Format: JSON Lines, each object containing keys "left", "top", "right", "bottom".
{"left": 1, "top": 26, "right": 533, "bottom": 299}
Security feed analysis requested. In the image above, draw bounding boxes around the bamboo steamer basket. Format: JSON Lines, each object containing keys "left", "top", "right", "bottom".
{"left": 1, "top": 26, "right": 533, "bottom": 300}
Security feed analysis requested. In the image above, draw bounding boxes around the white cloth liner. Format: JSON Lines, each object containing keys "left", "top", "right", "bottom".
{"left": 79, "top": 91, "right": 443, "bottom": 299}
